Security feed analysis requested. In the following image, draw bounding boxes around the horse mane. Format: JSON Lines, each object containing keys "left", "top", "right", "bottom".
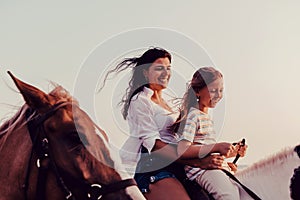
{"left": 48, "top": 84, "right": 77, "bottom": 104}
{"left": 0, "top": 104, "right": 29, "bottom": 136}
{"left": 236, "top": 146, "right": 296, "bottom": 178}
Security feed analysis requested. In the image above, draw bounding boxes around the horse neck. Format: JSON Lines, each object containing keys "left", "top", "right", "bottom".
{"left": 103, "top": 146, "right": 145, "bottom": 200}
{"left": 0, "top": 106, "right": 35, "bottom": 198}
{"left": 0, "top": 105, "right": 31, "bottom": 151}
{"left": 235, "top": 147, "right": 300, "bottom": 200}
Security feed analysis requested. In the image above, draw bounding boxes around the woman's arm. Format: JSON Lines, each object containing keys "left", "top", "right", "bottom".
{"left": 127, "top": 95, "right": 162, "bottom": 152}
{"left": 179, "top": 154, "right": 224, "bottom": 169}
{"left": 178, "top": 140, "right": 234, "bottom": 159}
{"left": 152, "top": 140, "right": 224, "bottom": 169}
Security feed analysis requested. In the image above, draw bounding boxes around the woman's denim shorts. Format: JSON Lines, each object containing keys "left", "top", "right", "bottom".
{"left": 134, "top": 170, "right": 176, "bottom": 193}
{"left": 134, "top": 146, "right": 185, "bottom": 193}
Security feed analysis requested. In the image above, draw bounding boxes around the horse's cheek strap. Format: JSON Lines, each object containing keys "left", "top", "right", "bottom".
{"left": 88, "top": 178, "right": 137, "bottom": 199}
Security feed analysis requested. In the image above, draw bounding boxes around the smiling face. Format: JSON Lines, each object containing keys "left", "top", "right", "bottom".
{"left": 197, "top": 78, "right": 224, "bottom": 112}
{"left": 143, "top": 57, "right": 171, "bottom": 91}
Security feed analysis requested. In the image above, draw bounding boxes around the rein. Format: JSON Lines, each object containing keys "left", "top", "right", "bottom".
{"left": 221, "top": 169, "right": 262, "bottom": 200}
{"left": 23, "top": 102, "right": 136, "bottom": 200}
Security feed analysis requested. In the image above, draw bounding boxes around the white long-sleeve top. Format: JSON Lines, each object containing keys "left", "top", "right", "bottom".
{"left": 119, "top": 87, "right": 178, "bottom": 174}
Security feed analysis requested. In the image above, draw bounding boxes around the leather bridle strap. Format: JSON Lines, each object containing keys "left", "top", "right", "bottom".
{"left": 87, "top": 179, "right": 137, "bottom": 200}
{"left": 25, "top": 102, "right": 75, "bottom": 200}
{"left": 35, "top": 138, "right": 51, "bottom": 200}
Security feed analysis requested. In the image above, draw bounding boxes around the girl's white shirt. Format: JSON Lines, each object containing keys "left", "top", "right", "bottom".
{"left": 119, "top": 87, "right": 178, "bottom": 175}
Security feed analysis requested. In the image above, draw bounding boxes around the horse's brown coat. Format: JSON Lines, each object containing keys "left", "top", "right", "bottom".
{"left": 0, "top": 72, "right": 132, "bottom": 200}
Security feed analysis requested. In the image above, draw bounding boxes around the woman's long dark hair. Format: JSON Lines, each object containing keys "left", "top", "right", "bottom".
{"left": 169, "top": 67, "right": 223, "bottom": 134}
{"left": 101, "top": 47, "right": 172, "bottom": 119}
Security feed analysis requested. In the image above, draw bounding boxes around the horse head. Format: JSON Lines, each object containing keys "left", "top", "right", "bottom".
{"left": 290, "top": 144, "right": 300, "bottom": 200}
{"left": 3, "top": 72, "right": 144, "bottom": 200}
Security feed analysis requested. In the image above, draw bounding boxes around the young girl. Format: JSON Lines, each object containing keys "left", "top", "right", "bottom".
{"left": 174, "top": 67, "right": 247, "bottom": 200}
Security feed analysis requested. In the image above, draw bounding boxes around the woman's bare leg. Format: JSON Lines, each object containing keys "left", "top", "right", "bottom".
{"left": 144, "top": 178, "right": 190, "bottom": 200}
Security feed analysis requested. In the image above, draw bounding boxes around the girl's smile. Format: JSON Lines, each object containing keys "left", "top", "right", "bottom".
{"left": 197, "top": 78, "right": 224, "bottom": 113}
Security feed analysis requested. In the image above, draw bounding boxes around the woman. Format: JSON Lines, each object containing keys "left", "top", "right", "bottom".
{"left": 103, "top": 47, "right": 228, "bottom": 200}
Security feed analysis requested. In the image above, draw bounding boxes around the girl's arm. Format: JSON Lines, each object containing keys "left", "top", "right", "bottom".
{"left": 177, "top": 109, "right": 235, "bottom": 159}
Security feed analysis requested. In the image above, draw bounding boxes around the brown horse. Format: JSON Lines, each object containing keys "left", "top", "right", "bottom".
{"left": 0, "top": 72, "right": 145, "bottom": 200}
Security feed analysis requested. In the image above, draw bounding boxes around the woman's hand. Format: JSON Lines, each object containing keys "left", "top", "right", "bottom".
{"left": 182, "top": 154, "right": 225, "bottom": 169}
{"left": 227, "top": 162, "right": 237, "bottom": 173}
{"left": 214, "top": 142, "right": 235, "bottom": 157}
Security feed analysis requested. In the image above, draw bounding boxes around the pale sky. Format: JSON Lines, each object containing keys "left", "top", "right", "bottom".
{"left": 1, "top": 1, "right": 300, "bottom": 165}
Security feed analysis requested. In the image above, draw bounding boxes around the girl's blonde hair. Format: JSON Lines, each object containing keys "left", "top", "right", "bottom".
{"left": 169, "top": 67, "right": 223, "bottom": 133}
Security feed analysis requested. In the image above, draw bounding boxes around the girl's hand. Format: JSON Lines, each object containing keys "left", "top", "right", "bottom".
{"left": 237, "top": 143, "right": 248, "bottom": 157}
{"left": 235, "top": 140, "right": 248, "bottom": 157}
{"left": 215, "top": 142, "right": 235, "bottom": 157}
{"left": 228, "top": 139, "right": 248, "bottom": 158}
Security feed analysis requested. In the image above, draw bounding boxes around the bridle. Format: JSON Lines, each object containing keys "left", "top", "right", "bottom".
{"left": 23, "top": 102, "right": 136, "bottom": 200}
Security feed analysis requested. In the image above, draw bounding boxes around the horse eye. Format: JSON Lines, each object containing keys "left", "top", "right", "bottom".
{"left": 68, "top": 131, "right": 81, "bottom": 144}
{"left": 68, "top": 131, "right": 90, "bottom": 146}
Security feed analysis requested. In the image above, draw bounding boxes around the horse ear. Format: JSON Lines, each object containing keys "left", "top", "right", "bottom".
{"left": 7, "top": 71, "right": 52, "bottom": 113}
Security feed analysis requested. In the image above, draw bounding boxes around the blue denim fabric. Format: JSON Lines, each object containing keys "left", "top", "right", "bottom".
{"left": 135, "top": 171, "right": 176, "bottom": 193}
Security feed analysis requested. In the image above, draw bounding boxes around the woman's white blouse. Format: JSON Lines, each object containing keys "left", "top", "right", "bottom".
{"left": 119, "top": 87, "right": 178, "bottom": 173}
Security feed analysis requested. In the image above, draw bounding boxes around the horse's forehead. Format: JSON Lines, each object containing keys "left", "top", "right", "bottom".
{"left": 44, "top": 104, "right": 80, "bottom": 130}
{"left": 49, "top": 105, "right": 74, "bottom": 123}
{"left": 63, "top": 106, "right": 95, "bottom": 133}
